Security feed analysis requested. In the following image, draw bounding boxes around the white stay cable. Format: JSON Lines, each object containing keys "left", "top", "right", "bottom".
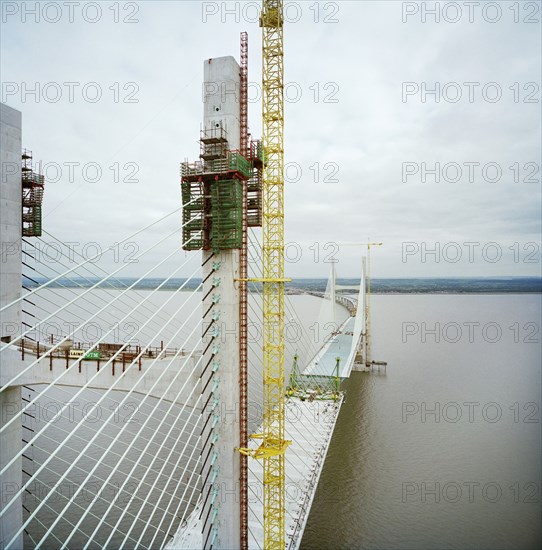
{"left": 142, "top": 413, "right": 204, "bottom": 549}
{"left": 157, "top": 452, "right": 202, "bottom": 549}
{"left": 39, "top": 230, "right": 190, "bottom": 331}
{"left": 248, "top": 233, "right": 321, "bottom": 363}
{"left": 0, "top": 204, "right": 187, "bottom": 313}
{"left": 26, "top": 235, "right": 186, "bottom": 345}
{"left": 0, "top": 226, "right": 182, "bottom": 376}
{"left": 0, "top": 275, "right": 202, "bottom": 522}
{"left": 25, "top": 459, "right": 143, "bottom": 546}
{"left": 112, "top": 390, "right": 204, "bottom": 549}
{"left": 60, "top": 357, "right": 205, "bottom": 550}
{"left": 77, "top": 342, "right": 208, "bottom": 549}
{"left": 31, "top": 425, "right": 196, "bottom": 514}
{"left": 0, "top": 240, "right": 198, "bottom": 435}
{"left": 6, "top": 296, "right": 205, "bottom": 549}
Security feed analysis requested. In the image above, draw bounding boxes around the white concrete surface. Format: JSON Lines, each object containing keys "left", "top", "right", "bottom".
{"left": 200, "top": 56, "right": 242, "bottom": 550}
{"left": 0, "top": 103, "right": 23, "bottom": 550}
{"left": 0, "top": 386, "right": 23, "bottom": 549}
{"left": 0, "top": 103, "right": 22, "bottom": 346}
{"left": 203, "top": 56, "right": 241, "bottom": 152}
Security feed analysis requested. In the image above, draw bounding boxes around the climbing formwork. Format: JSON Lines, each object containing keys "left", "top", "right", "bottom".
{"left": 181, "top": 125, "right": 262, "bottom": 252}
{"left": 21, "top": 150, "right": 44, "bottom": 238}
{"left": 210, "top": 179, "right": 243, "bottom": 249}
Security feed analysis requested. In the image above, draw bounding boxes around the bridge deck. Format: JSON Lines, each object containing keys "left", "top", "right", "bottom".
{"left": 303, "top": 316, "right": 359, "bottom": 379}
{"left": 167, "top": 298, "right": 362, "bottom": 549}
{"left": 167, "top": 395, "right": 344, "bottom": 550}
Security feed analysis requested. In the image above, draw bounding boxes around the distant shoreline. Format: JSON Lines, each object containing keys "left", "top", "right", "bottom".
{"left": 23, "top": 277, "right": 542, "bottom": 294}
{"left": 358, "top": 291, "right": 542, "bottom": 295}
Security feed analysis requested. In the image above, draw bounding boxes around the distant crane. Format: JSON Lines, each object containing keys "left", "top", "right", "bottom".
{"left": 338, "top": 241, "right": 383, "bottom": 366}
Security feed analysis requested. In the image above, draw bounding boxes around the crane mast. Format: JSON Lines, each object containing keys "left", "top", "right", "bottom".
{"left": 260, "top": 1, "right": 287, "bottom": 548}
{"left": 239, "top": 4, "right": 288, "bottom": 547}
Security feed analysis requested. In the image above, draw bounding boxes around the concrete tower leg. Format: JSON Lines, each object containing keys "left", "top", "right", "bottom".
{"left": 0, "top": 386, "right": 23, "bottom": 549}
{"left": 201, "top": 249, "right": 241, "bottom": 549}
{"left": 1, "top": 103, "right": 23, "bottom": 550}
{"left": 200, "top": 57, "right": 241, "bottom": 550}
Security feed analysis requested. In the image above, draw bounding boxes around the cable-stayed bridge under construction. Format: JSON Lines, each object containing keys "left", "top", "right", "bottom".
{"left": 0, "top": 14, "right": 385, "bottom": 549}
{"left": 0, "top": 224, "right": 378, "bottom": 550}
{"left": 0, "top": 204, "right": 381, "bottom": 550}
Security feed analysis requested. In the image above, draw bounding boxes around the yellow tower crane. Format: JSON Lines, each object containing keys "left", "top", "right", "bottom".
{"left": 239, "top": 1, "right": 289, "bottom": 549}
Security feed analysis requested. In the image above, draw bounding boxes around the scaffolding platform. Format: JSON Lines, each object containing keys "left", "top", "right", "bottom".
{"left": 21, "top": 149, "right": 45, "bottom": 237}
{"left": 181, "top": 124, "right": 263, "bottom": 251}
{"left": 181, "top": 150, "right": 253, "bottom": 180}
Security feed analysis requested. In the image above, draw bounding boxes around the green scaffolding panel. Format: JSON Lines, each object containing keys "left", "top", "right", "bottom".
{"left": 182, "top": 209, "right": 205, "bottom": 250}
{"left": 211, "top": 179, "right": 242, "bottom": 250}
{"left": 181, "top": 152, "right": 253, "bottom": 180}
{"left": 181, "top": 181, "right": 206, "bottom": 250}
{"left": 247, "top": 169, "right": 262, "bottom": 227}
{"left": 181, "top": 181, "right": 204, "bottom": 209}
{"left": 33, "top": 206, "right": 42, "bottom": 237}
{"left": 22, "top": 206, "right": 42, "bottom": 237}
{"left": 227, "top": 151, "right": 253, "bottom": 178}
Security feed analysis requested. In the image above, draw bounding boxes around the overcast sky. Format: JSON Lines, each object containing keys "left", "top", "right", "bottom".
{"left": 1, "top": 0, "right": 541, "bottom": 279}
